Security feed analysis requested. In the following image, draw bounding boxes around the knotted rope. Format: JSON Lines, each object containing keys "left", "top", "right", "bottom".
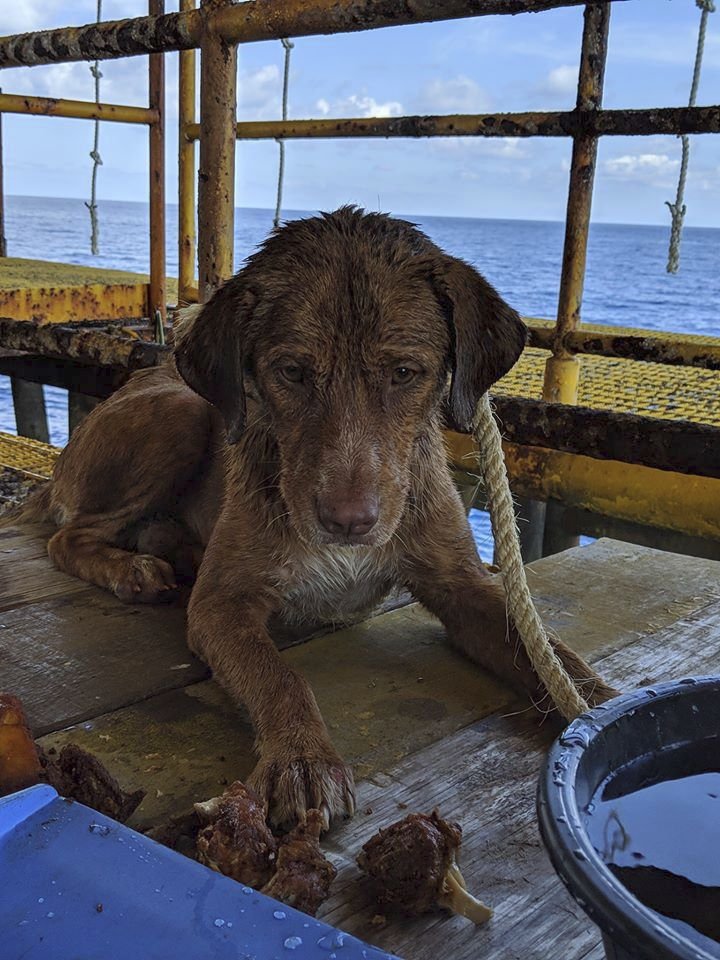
{"left": 85, "top": 0, "right": 103, "bottom": 256}
{"left": 273, "top": 38, "right": 294, "bottom": 230}
{"left": 473, "top": 393, "right": 589, "bottom": 720}
{"left": 665, "top": 0, "right": 715, "bottom": 273}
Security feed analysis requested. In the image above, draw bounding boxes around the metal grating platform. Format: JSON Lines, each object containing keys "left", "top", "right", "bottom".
{"left": 0, "top": 432, "right": 59, "bottom": 478}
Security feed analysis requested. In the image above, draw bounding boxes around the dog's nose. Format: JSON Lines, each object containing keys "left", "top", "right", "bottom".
{"left": 317, "top": 495, "right": 379, "bottom": 537}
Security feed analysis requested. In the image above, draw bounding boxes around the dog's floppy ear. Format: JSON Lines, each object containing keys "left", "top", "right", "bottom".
{"left": 173, "top": 282, "right": 258, "bottom": 444}
{"left": 429, "top": 255, "right": 527, "bottom": 431}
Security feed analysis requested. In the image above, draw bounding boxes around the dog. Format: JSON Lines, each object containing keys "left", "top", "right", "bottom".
{"left": 17, "top": 208, "right": 616, "bottom": 828}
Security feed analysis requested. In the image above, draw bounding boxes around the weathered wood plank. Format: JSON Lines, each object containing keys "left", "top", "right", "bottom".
{"left": 314, "top": 599, "right": 720, "bottom": 959}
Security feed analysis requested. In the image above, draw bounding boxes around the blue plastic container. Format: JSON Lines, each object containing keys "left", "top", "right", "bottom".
{"left": 0, "top": 784, "right": 400, "bottom": 960}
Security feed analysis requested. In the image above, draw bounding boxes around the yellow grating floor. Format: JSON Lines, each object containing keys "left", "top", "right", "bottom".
{"left": 496, "top": 349, "right": 720, "bottom": 425}
{"left": 0, "top": 432, "right": 59, "bottom": 479}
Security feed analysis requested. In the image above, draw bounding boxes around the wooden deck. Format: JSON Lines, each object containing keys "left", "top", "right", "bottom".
{"left": 2, "top": 527, "right": 720, "bottom": 959}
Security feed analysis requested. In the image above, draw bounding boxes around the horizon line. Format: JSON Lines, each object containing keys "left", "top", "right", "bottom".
{"left": 5, "top": 192, "right": 718, "bottom": 233}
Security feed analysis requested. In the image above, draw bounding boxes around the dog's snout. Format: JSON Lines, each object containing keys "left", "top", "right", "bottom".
{"left": 317, "top": 494, "right": 379, "bottom": 538}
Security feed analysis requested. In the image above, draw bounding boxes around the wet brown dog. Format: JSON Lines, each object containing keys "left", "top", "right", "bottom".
{"left": 28, "top": 208, "right": 615, "bottom": 828}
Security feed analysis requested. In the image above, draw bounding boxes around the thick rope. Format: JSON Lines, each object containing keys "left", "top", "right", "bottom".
{"left": 273, "top": 38, "right": 294, "bottom": 230}
{"left": 473, "top": 394, "right": 589, "bottom": 720}
{"left": 665, "top": 0, "right": 715, "bottom": 273}
{"left": 85, "top": 0, "right": 103, "bottom": 256}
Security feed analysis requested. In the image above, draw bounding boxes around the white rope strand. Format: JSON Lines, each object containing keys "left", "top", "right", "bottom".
{"left": 665, "top": 0, "right": 715, "bottom": 273}
{"left": 85, "top": 0, "right": 103, "bottom": 256}
{"left": 273, "top": 38, "right": 294, "bottom": 230}
{"left": 474, "top": 394, "right": 589, "bottom": 720}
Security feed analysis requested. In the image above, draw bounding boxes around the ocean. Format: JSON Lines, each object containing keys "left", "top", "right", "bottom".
{"left": 1, "top": 196, "right": 718, "bottom": 553}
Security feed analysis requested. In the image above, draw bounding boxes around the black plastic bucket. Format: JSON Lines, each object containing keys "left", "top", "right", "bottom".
{"left": 538, "top": 676, "right": 720, "bottom": 960}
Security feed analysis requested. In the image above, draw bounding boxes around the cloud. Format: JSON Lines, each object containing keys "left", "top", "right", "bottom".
{"left": 238, "top": 64, "right": 282, "bottom": 119}
{"left": 539, "top": 65, "right": 577, "bottom": 98}
{"left": 604, "top": 153, "right": 681, "bottom": 186}
{"left": 313, "top": 93, "right": 403, "bottom": 119}
{"left": 420, "top": 76, "right": 491, "bottom": 114}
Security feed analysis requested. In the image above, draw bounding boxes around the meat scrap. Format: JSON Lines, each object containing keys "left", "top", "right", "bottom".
{"left": 41, "top": 744, "right": 144, "bottom": 823}
{"left": 195, "top": 782, "right": 278, "bottom": 888}
{"left": 262, "top": 809, "right": 337, "bottom": 917}
{"left": 357, "top": 810, "right": 492, "bottom": 925}
{"left": 0, "top": 692, "right": 144, "bottom": 823}
{"left": 195, "top": 782, "right": 337, "bottom": 915}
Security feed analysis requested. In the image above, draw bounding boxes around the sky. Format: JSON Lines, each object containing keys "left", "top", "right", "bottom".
{"left": 0, "top": 0, "right": 718, "bottom": 226}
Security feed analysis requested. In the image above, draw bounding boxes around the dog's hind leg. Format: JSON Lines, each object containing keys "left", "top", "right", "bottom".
{"left": 48, "top": 520, "right": 178, "bottom": 603}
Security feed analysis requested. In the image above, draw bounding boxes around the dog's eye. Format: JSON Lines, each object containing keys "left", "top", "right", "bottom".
{"left": 279, "top": 365, "right": 304, "bottom": 384}
{"left": 391, "top": 366, "right": 417, "bottom": 385}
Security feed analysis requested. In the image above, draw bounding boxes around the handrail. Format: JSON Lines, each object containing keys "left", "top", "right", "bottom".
{"left": 182, "top": 106, "right": 720, "bottom": 142}
{"left": 0, "top": 0, "right": 619, "bottom": 69}
{"left": 0, "top": 92, "right": 157, "bottom": 124}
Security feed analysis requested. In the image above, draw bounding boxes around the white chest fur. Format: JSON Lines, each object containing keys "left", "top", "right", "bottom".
{"left": 274, "top": 544, "right": 397, "bottom": 625}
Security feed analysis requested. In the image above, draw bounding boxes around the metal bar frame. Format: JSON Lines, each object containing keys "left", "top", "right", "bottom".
{"left": 182, "top": 106, "right": 720, "bottom": 142}
{"left": 178, "top": 0, "right": 197, "bottom": 301}
{"left": 0, "top": 1, "right": 615, "bottom": 69}
{"left": 0, "top": 92, "right": 157, "bottom": 124}
{"left": 148, "top": 0, "right": 166, "bottom": 324}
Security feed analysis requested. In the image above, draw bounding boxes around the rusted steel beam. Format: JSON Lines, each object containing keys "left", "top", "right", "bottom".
{"left": 0, "top": 1, "right": 617, "bottom": 69}
{"left": 197, "top": 0, "right": 237, "bottom": 300}
{"left": 184, "top": 105, "right": 720, "bottom": 143}
{"left": 178, "top": 0, "right": 197, "bottom": 300}
{"left": 148, "top": 0, "right": 166, "bottom": 325}
{"left": 0, "top": 320, "right": 168, "bottom": 370}
{"left": 0, "top": 283, "right": 150, "bottom": 323}
{"left": 0, "top": 92, "right": 157, "bottom": 124}
{"left": 490, "top": 396, "right": 720, "bottom": 480}
{"left": 0, "top": 89, "right": 6, "bottom": 257}
{"left": 554, "top": 3, "right": 610, "bottom": 348}
{"left": 0, "top": 354, "right": 125, "bottom": 398}
{"left": 0, "top": 11, "right": 203, "bottom": 69}
{"left": 529, "top": 326, "right": 720, "bottom": 370}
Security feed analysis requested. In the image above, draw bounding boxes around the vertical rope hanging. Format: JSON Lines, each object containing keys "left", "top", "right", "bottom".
{"left": 85, "top": 0, "right": 103, "bottom": 255}
{"left": 665, "top": 0, "right": 715, "bottom": 273}
{"left": 273, "top": 38, "right": 294, "bottom": 230}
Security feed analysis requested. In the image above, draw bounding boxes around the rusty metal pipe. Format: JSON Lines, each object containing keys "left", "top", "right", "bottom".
{"left": 178, "top": 0, "right": 197, "bottom": 301}
{"left": 0, "top": 87, "right": 5, "bottom": 258}
{"left": 528, "top": 326, "right": 720, "bottom": 370}
{"left": 0, "top": 92, "right": 157, "bottom": 124}
{"left": 183, "top": 105, "right": 720, "bottom": 142}
{"left": 197, "top": 0, "right": 237, "bottom": 300}
{"left": 0, "top": 0, "right": 618, "bottom": 69}
{"left": 148, "top": 0, "right": 166, "bottom": 326}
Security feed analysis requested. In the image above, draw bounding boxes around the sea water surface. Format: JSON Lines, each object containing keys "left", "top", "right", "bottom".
{"left": 1, "top": 197, "right": 718, "bottom": 551}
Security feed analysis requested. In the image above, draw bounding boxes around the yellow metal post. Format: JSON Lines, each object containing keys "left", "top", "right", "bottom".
{"left": 197, "top": 0, "right": 237, "bottom": 301}
{"left": 544, "top": 2, "right": 611, "bottom": 403}
{"left": 178, "top": 0, "right": 197, "bottom": 303}
{"left": 149, "top": 0, "right": 167, "bottom": 325}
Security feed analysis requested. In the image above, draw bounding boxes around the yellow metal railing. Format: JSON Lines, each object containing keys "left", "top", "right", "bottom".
{"left": 0, "top": 0, "right": 718, "bottom": 543}
{"left": 0, "top": 0, "right": 166, "bottom": 325}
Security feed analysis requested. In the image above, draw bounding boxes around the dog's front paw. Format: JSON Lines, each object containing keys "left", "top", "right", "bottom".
{"left": 113, "top": 554, "right": 177, "bottom": 604}
{"left": 248, "top": 747, "right": 355, "bottom": 832}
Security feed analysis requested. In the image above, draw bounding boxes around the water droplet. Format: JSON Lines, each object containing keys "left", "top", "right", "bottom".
{"left": 556, "top": 815, "right": 567, "bottom": 824}
{"left": 242, "top": 887, "right": 253, "bottom": 895}
{"left": 692, "top": 704, "right": 699, "bottom": 714}
{"left": 573, "top": 849, "right": 588, "bottom": 862}
{"left": 679, "top": 677, "right": 697, "bottom": 685}
{"left": 645, "top": 688, "right": 658, "bottom": 698}
{"left": 585, "top": 801, "right": 595, "bottom": 815}
{"left": 46, "top": 912, "right": 55, "bottom": 919}
{"left": 317, "top": 932, "right": 346, "bottom": 951}
{"left": 214, "top": 918, "right": 225, "bottom": 928}
{"left": 38, "top": 898, "right": 44, "bottom": 904}
{"left": 284, "top": 937, "right": 303, "bottom": 950}
{"left": 88, "top": 823, "right": 110, "bottom": 836}
{"left": 226, "top": 922, "right": 232, "bottom": 928}
{"left": 273, "top": 910, "right": 287, "bottom": 920}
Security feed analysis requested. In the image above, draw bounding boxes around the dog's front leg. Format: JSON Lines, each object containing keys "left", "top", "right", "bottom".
{"left": 187, "top": 587, "right": 355, "bottom": 830}
{"left": 401, "top": 495, "right": 618, "bottom": 719}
